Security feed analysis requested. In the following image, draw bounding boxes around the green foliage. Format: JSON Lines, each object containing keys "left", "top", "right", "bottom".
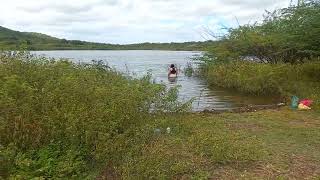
{"left": 1, "top": 143, "right": 91, "bottom": 179}
{"left": 206, "top": 1, "right": 320, "bottom": 64}
{"left": 184, "top": 62, "right": 194, "bottom": 77}
{"left": 117, "top": 109, "right": 320, "bottom": 179}
{"left": 152, "top": 85, "right": 194, "bottom": 112}
{"left": 0, "top": 51, "right": 189, "bottom": 178}
{"left": 204, "top": 61, "right": 320, "bottom": 108}
{"left": 188, "top": 129, "right": 264, "bottom": 165}
{"left": 0, "top": 26, "right": 214, "bottom": 51}
{"left": 199, "top": 1, "right": 320, "bottom": 109}
{"left": 120, "top": 114, "right": 265, "bottom": 179}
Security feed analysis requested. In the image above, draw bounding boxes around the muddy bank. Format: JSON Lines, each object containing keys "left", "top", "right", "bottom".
{"left": 201, "top": 103, "right": 286, "bottom": 114}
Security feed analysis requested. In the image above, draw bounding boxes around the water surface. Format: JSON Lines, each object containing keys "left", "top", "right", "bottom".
{"left": 33, "top": 50, "right": 278, "bottom": 111}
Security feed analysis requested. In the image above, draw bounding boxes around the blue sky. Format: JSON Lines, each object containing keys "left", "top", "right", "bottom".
{"left": 0, "top": 0, "right": 293, "bottom": 44}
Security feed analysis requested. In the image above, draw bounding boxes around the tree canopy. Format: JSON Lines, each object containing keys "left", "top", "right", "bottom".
{"left": 206, "top": 0, "right": 320, "bottom": 64}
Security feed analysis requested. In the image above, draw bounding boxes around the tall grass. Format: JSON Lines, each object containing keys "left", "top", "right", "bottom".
{"left": 0, "top": 52, "right": 188, "bottom": 178}
{"left": 202, "top": 60, "right": 320, "bottom": 108}
{"left": 183, "top": 62, "right": 194, "bottom": 77}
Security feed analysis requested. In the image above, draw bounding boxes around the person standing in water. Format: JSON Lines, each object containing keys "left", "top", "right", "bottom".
{"left": 168, "top": 64, "right": 178, "bottom": 78}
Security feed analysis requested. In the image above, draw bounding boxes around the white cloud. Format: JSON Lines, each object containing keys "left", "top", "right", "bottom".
{"left": 0, "top": 0, "right": 291, "bottom": 44}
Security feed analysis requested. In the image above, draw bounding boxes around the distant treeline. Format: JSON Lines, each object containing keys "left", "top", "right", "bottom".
{"left": 0, "top": 26, "right": 213, "bottom": 51}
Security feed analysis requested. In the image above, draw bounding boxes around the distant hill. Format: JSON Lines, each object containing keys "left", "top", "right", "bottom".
{"left": 0, "top": 26, "right": 214, "bottom": 51}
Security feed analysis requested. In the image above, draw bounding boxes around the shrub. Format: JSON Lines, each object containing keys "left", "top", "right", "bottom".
{"left": 205, "top": 1, "right": 320, "bottom": 64}
{"left": 0, "top": 51, "right": 187, "bottom": 178}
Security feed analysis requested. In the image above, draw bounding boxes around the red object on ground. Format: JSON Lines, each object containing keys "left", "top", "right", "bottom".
{"left": 300, "top": 99, "right": 313, "bottom": 107}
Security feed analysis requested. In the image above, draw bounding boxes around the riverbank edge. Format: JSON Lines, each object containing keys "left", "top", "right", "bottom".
{"left": 106, "top": 108, "right": 320, "bottom": 179}
{"left": 200, "top": 61, "right": 320, "bottom": 110}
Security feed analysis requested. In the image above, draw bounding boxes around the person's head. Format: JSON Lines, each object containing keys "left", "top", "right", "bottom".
{"left": 170, "top": 64, "right": 175, "bottom": 68}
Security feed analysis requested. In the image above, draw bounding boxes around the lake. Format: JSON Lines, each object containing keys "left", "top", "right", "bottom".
{"left": 32, "top": 50, "right": 278, "bottom": 111}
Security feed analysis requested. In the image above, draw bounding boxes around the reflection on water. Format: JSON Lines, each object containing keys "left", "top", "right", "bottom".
{"left": 32, "top": 50, "right": 278, "bottom": 111}
{"left": 168, "top": 77, "right": 177, "bottom": 83}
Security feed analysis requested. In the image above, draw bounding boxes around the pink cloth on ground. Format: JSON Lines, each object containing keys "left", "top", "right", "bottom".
{"left": 300, "top": 99, "right": 313, "bottom": 107}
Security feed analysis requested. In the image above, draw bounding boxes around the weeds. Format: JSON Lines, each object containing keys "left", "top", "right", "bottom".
{"left": 184, "top": 62, "right": 194, "bottom": 77}
{"left": 120, "top": 114, "right": 266, "bottom": 179}
{"left": 0, "top": 51, "right": 189, "bottom": 178}
{"left": 202, "top": 60, "right": 320, "bottom": 109}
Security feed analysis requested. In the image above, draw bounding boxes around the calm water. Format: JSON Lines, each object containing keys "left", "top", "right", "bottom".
{"left": 32, "top": 50, "right": 278, "bottom": 111}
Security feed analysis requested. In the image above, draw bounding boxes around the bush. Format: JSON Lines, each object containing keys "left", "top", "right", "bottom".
{"left": 206, "top": 1, "right": 320, "bottom": 64}
{"left": 0, "top": 52, "right": 187, "bottom": 178}
{"left": 1, "top": 143, "right": 91, "bottom": 179}
{"left": 199, "top": 1, "right": 320, "bottom": 110}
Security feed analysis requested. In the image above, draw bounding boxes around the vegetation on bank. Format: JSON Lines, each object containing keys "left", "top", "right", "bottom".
{"left": 0, "top": 26, "right": 212, "bottom": 51}
{"left": 204, "top": 0, "right": 320, "bottom": 64}
{"left": 200, "top": 0, "right": 320, "bottom": 108}
{"left": 2, "top": 53, "right": 318, "bottom": 179}
{"left": 1, "top": 1, "right": 320, "bottom": 179}
{"left": 203, "top": 61, "right": 320, "bottom": 107}
{"left": 0, "top": 52, "right": 190, "bottom": 178}
{"left": 120, "top": 109, "right": 320, "bottom": 179}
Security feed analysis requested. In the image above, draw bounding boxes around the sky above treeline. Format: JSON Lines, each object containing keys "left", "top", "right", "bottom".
{"left": 0, "top": 0, "right": 294, "bottom": 44}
